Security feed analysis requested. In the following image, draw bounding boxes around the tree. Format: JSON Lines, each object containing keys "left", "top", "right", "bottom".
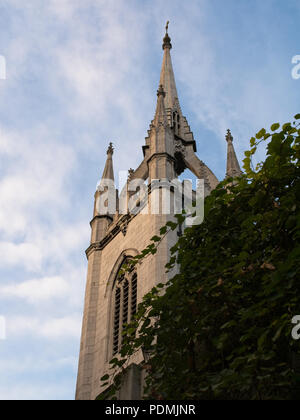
{"left": 101, "top": 115, "right": 300, "bottom": 400}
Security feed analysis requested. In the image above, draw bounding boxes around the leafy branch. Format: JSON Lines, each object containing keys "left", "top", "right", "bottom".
{"left": 99, "top": 114, "right": 300, "bottom": 400}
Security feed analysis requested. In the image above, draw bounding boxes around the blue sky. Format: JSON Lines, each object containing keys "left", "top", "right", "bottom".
{"left": 0, "top": 0, "right": 299, "bottom": 400}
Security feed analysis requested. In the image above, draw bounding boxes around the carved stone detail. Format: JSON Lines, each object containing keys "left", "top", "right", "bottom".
{"left": 174, "top": 139, "right": 185, "bottom": 157}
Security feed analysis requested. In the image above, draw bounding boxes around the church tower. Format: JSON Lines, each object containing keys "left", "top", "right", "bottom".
{"left": 75, "top": 25, "right": 240, "bottom": 400}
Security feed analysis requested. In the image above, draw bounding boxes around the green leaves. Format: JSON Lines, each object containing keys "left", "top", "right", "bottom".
{"left": 160, "top": 226, "right": 167, "bottom": 235}
{"left": 99, "top": 114, "right": 300, "bottom": 401}
{"left": 166, "top": 221, "right": 178, "bottom": 231}
{"left": 271, "top": 122, "right": 280, "bottom": 131}
{"left": 256, "top": 128, "right": 266, "bottom": 139}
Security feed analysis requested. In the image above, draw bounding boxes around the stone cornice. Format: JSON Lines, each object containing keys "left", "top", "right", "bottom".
{"left": 86, "top": 214, "right": 135, "bottom": 259}
{"left": 147, "top": 152, "right": 175, "bottom": 165}
{"left": 90, "top": 214, "right": 113, "bottom": 228}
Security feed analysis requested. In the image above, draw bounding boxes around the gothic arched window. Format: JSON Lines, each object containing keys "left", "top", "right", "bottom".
{"left": 112, "top": 260, "right": 138, "bottom": 355}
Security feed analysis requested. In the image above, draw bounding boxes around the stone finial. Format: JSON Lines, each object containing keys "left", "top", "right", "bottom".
{"left": 162, "top": 21, "right": 172, "bottom": 50}
{"left": 107, "top": 142, "right": 114, "bottom": 155}
{"left": 128, "top": 168, "right": 134, "bottom": 181}
{"left": 226, "top": 129, "right": 233, "bottom": 143}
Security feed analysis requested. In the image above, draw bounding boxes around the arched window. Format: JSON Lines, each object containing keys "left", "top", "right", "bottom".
{"left": 112, "top": 259, "right": 138, "bottom": 355}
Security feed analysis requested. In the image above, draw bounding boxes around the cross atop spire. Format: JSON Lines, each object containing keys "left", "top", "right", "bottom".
{"left": 162, "top": 21, "right": 172, "bottom": 50}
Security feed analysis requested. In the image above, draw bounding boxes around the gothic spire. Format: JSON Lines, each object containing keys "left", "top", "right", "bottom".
{"left": 225, "top": 130, "right": 242, "bottom": 178}
{"left": 159, "top": 22, "right": 180, "bottom": 112}
{"left": 101, "top": 142, "right": 115, "bottom": 182}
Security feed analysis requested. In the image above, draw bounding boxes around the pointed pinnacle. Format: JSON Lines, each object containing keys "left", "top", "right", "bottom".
{"left": 128, "top": 168, "right": 134, "bottom": 181}
{"left": 100, "top": 142, "right": 115, "bottom": 182}
{"left": 226, "top": 129, "right": 242, "bottom": 178}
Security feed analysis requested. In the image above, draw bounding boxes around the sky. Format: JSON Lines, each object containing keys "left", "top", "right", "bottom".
{"left": 0, "top": 0, "right": 299, "bottom": 400}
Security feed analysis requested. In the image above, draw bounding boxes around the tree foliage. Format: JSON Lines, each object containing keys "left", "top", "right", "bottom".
{"left": 102, "top": 115, "right": 300, "bottom": 400}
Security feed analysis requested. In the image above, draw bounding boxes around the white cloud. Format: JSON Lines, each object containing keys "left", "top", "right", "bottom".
{"left": 7, "top": 315, "right": 81, "bottom": 340}
{"left": 0, "top": 242, "right": 42, "bottom": 271}
{"left": 0, "top": 381, "right": 74, "bottom": 400}
{"left": 0, "top": 355, "right": 77, "bottom": 376}
{"left": 48, "top": 0, "right": 78, "bottom": 21}
{"left": 0, "top": 276, "right": 69, "bottom": 303}
{"left": 0, "top": 125, "right": 76, "bottom": 237}
{"left": 41, "top": 316, "right": 81, "bottom": 339}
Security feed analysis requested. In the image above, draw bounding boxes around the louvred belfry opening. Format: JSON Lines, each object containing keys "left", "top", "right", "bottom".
{"left": 112, "top": 259, "right": 138, "bottom": 356}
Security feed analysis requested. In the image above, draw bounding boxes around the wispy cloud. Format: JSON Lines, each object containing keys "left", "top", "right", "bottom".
{"left": 7, "top": 315, "right": 81, "bottom": 339}
{"left": 0, "top": 276, "right": 69, "bottom": 303}
{"left": 0, "top": 0, "right": 299, "bottom": 400}
{"left": 0, "top": 242, "right": 42, "bottom": 271}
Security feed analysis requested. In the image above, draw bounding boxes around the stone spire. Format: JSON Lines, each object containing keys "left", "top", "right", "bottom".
{"left": 159, "top": 22, "right": 181, "bottom": 113}
{"left": 225, "top": 130, "right": 242, "bottom": 178}
{"left": 100, "top": 142, "right": 115, "bottom": 182}
{"left": 141, "top": 23, "right": 219, "bottom": 191}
